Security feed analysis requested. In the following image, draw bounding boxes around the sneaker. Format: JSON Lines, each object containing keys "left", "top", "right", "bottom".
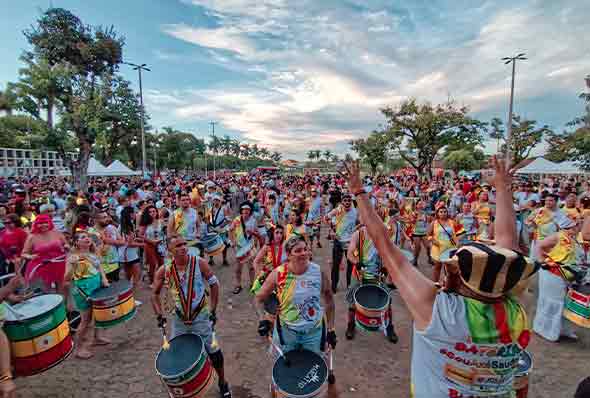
{"left": 345, "top": 322, "right": 355, "bottom": 340}
{"left": 219, "top": 382, "right": 232, "bottom": 398}
{"left": 386, "top": 324, "right": 398, "bottom": 344}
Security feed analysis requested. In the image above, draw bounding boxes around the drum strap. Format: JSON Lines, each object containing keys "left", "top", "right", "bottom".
{"left": 170, "top": 256, "right": 199, "bottom": 322}
{"left": 437, "top": 220, "right": 456, "bottom": 247}
{"left": 319, "top": 318, "right": 326, "bottom": 352}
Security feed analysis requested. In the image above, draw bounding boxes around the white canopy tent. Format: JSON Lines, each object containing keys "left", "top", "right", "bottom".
{"left": 516, "top": 157, "right": 587, "bottom": 175}
{"left": 105, "top": 160, "right": 141, "bottom": 176}
{"left": 87, "top": 157, "right": 110, "bottom": 176}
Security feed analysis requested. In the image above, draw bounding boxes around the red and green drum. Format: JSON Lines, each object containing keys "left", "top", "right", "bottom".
{"left": 90, "top": 280, "right": 136, "bottom": 329}
{"left": 2, "top": 294, "right": 74, "bottom": 377}
{"left": 155, "top": 333, "right": 216, "bottom": 398}
{"left": 564, "top": 284, "right": 590, "bottom": 328}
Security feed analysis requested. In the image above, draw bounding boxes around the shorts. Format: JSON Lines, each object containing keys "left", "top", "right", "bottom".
{"left": 72, "top": 273, "right": 101, "bottom": 312}
{"left": 106, "top": 268, "right": 120, "bottom": 282}
{"left": 272, "top": 321, "right": 323, "bottom": 355}
{"left": 171, "top": 310, "right": 219, "bottom": 354}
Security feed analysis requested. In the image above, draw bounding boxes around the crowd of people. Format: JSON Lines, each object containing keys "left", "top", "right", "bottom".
{"left": 0, "top": 159, "right": 589, "bottom": 398}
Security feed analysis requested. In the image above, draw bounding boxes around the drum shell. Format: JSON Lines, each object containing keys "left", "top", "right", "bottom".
{"left": 3, "top": 295, "right": 73, "bottom": 377}
{"left": 355, "top": 309, "right": 390, "bottom": 332}
{"left": 354, "top": 285, "right": 390, "bottom": 317}
{"left": 90, "top": 281, "right": 136, "bottom": 329}
{"left": 156, "top": 334, "right": 215, "bottom": 398}
{"left": 203, "top": 234, "right": 225, "bottom": 257}
{"left": 236, "top": 241, "right": 255, "bottom": 263}
{"left": 563, "top": 285, "right": 590, "bottom": 328}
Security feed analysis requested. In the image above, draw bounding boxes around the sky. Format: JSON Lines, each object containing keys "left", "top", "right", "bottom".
{"left": 1, "top": 0, "right": 589, "bottom": 160}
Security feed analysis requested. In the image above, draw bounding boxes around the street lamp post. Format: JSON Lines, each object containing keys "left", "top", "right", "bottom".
{"left": 124, "top": 61, "right": 151, "bottom": 178}
{"left": 501, "top": 53, "right": 527, "bottom": 168}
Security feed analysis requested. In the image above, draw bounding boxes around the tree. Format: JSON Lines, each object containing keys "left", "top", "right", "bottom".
{"left": 381, "top": 98, "right": 486, "bottom": 177}
{"left": 444, "top": 147, "right": 486, "bottom": 173}
{"left": 489, "top": 117, "right": 504, "bottom": 153}
{"left": 323, "top": 150, "right": 333, "bottom": 163}
{"left": 0, "top": 88, "right": 17, "bottom": 116}
{"left": 22, "top": 8, "right": 124, "bottom": 189}
{"left": 307, "top": 150, "right": 316, "bottom": 162}
{"left": 546, "top": 77, "right": 590, "bottom": 169}
{"left": 0, "top": 115, "right": 48, "bottom": 148}
{"left": 220, "top": 135, "right": 233, "bottom": 156}
{"left": 259, "top": 147, "right": 270, "bottom": 160}
{"left": 494, "top": 115, "right": 551, "bottom": 165}
{"left": 271, "top": 151, "right": 282, "bottom": 163}
{"left": 350, "top": 130, "right": 389, "bottom": 175}
{"left": 240, "top": 143, "right": 251, "bottom": 159}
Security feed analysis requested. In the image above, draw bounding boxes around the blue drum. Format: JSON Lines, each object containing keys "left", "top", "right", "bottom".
{"left": 202, "top": 233, "right": 225, "bottom": 257}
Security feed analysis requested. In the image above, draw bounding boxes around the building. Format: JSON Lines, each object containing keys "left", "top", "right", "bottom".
{"left": 0, "top": 147, "right": 76, "bottom": 177}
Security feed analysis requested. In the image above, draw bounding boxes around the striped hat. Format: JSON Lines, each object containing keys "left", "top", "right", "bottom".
{"left": 442, "top": 242, "right": 538, "bottom": 299}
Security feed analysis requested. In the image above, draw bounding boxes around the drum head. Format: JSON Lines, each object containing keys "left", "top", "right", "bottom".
{"left": 440, "top": 249, "right": 457, "bottom": 262}
{"left": 516, "top": 350, "right": 532, "bottom": 374}
{"left": 272, "top": 350, "right": 327, "bottom": 397}
{"left": 354, "top": 285, "right": 389, "bottom": 310}
{"left": 156, "top": 334, "right": 205, "bottom": 378}
{"left": 90, "top": 280, "right": 132, "bottom": 301}
{"left": 5, "top": 294, "right": 62, "bottom": 321}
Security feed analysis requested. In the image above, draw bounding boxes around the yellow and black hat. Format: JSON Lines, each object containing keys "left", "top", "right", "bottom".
{"left": 442, "top": 242, "right": 538, "bottom": 299}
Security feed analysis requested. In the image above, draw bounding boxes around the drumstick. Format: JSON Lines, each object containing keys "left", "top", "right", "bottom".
{"left": 328, "top": 348, "right": 335, "bottom": 385}
{"left": 4, "top": 303, "right": 25, "bottom": 321}
{"left": 267, "top": 336, "right": 290, "bottom": 367}
{"left": 160, "top": 325, "right": 170, "bottom": 350}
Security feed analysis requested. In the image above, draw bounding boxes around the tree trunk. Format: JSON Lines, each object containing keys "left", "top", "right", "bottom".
{"left": 73, "top": 139, "right": 91, "bottom": 191}
{"left": 47, "top": 96, "right": 54, "bottom": 130}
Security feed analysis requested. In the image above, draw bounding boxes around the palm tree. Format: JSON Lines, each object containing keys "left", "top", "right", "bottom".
{"left": 323, "top": 150, "right": 333, "bottom": 163}
{"left": 271, "top": 151, "right": 282, "bottom": 163}
{"left": 259, "top": 147, "right": 271, "bottom": 160}
{"left": 251, "top": 143, "right": 261, "bottom": 159}
{"left": 208, "top": 134, "right": 222, "bottom": 154}
{"left": 0, "top": 89, "right": 16, "bottom": 116}
{"left": 230, "top": 139, "right": 241, "bottom": 157}
{"left": 307, "top": 150, "right": 317, "bottom": 162}
{"left": 220, "top": 135, "right": 233, "bottom": 156}
{"left": 240, "top": 143, "right": 251, "bottom": 159}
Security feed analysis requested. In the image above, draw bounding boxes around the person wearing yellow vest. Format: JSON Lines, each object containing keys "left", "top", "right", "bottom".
{"left": 562, "top": 192, "right": 583, "bottom": 224}
{"left": 64, "top": 231, "right": 110, "bottom": 359}
{"left": 533, "top": 217, "right": 583, "bottom": 341}
{"left": 0, "top": 273, "right": 24, "bottom": 398}
{"left": 427, "top": 203, "right": 457, "bottom": 282}
{"left": 471, "top": 191, "right": 494, "bottom": 242}
{"left": 151, "top": 236, "right": 232, "bottom": 398}
{"left": 526, "top": 193, "right": 562, "bottom": 260}
{"left": 340, "top": 156, "right": 538, "bottom": 398}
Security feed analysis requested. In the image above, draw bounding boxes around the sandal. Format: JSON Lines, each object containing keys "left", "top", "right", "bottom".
{"left": 76, "top": 350, "right": 94, "bottom": 359}
{"left": 232, "top": 286, "right": 243, "bottom": 295}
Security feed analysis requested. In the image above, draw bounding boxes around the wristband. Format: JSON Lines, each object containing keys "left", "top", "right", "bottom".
{"left": 207, "top": 275, "right": 219, "bottom": 285}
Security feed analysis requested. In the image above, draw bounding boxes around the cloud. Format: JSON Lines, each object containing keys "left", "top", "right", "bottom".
{"left": 155, "top": 0, "right": 590, "bottom": 159}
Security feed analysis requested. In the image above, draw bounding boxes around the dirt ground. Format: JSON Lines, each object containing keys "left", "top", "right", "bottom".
{"left": 15, "top": 234, "right": 590, "bottom": 398}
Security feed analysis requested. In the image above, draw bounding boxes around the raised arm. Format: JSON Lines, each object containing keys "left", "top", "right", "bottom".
{"left": 490, "top": 156, "right": 518, "bottom": 251}
{"left": 340, "top": 160, "right": 437, "bottom": 330}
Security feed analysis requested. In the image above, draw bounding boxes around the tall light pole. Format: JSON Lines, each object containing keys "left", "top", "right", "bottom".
{"left": 210, "top": 121, "right": 217, "bottom": 179}
{"left": 124, "top": 61, "right": 151, "bottom": 177}
{"left": 501, "top": 53, "right": 527, "bottom": 168}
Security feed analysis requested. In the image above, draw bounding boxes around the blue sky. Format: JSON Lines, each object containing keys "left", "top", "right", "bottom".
{"left": 1, "top": 0, "right": 589, "bottom": 160}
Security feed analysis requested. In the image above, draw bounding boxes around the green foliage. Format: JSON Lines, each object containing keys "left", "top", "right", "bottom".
{"left": 350, "top": 131, "right": 389, "bottom": 175}
{"left": 494, "top": 115, "right": 551, "bottom": 165}
{"left": 0, "top": 115, "right": 47, "bottom": 148}
{"left": 444, "top": 147, "right": 486, "bottom": 172}
{"left": 381, "top": 98, "right": 486, "bottom": 176}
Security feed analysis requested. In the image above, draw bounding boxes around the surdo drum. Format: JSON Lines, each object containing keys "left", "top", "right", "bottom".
{"left": 513, "top": 350, "right": 533, "bottom": 398}
{"left": 353, "top": 284, "right": 390, "bottom": 332}
{"left": 271, "top": 349, "right": 328, "bottom": 398}
{"left": 3, "top": 294, "right": 74, "bottom": 377}
{"left": 563, "top": 284, "right": 590, "bottom": 328}
{"left": 156, "top": 334, "right": 216, "bottom": 398}
{"left": 90, "top": 280, "right": 136, "bottom": 329}
{"left": 202, "top": 233, "right": 225, "bottom": 257}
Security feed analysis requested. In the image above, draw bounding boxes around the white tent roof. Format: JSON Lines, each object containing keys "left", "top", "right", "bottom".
{"left": 105, "top": 160, "right": 141, "bottom": 176}
{"left": 516, "top": 157, "right": 587, "bottom": 175}
{"left": 87, "top": 157, "right": 110, "bottom": 176}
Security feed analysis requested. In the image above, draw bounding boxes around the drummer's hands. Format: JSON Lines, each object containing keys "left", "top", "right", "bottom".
{"left": 157, "top": 314, "right": 167, "bottom": 329}
{"left": 258, "top": 320, "right": 272, "bottom": 336}
{"left": 7, "top": 274, "right": 24, "bottom": 291}
{"left": 327, "top": 330, "right": 337, "bottom": 349}
{"left": 209, "top": 311, "right": 217, "bottom": 327}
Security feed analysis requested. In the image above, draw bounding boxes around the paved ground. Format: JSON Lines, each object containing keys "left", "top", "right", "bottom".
{"left": 15, "top": 235, "right": 590, "bottom": 398}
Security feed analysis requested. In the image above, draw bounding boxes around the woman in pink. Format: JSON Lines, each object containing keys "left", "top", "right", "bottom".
{"left": 21, "top": 215, "right": 69, "bottom": 293}
{"left": 0, "top": 214, "right": 28, "bottom": 264}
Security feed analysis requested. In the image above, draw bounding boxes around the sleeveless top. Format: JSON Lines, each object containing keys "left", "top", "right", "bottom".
{"left": 173, "top": 208, "right": 198, "bottom": 241}
{"left": 530, "top": 208, "right": 559, "bottom": 241}
{"left": 474, "top": 203, "right": 492, "bottom": 225}
{"left": 210, "top": 205, "right": 228, "bottom": 228}
{"left": 265, "top": 203, "right": 280, "bottom": 226}
{"left": 233, "top": 215, "right": 256, "bottom": 252}
{"left": 276, "top": 262, "right": 324, "bottom": 332}
{"left": 546, "top": 230, "right": 577, "bottom": 266}
{"left": 285, "top": 224, "right": 306, "bottom": 241}
{"left": 413, "top": 212, "right": 428, "bottom": 236}
{"left": 355, "top": 229, "right": 381, "bottom": 281}
{"left": 457, "top": 213, "right": 477, "bottom": 237}
{"left": 89, "top": 225, "right": 119, "bottom": 273}
{"left": 411, "top": 293, "right": 530, "bottom": 398}
{"left": 68, "top": 253, "right": 100, "bottom": 280}
{"left": 306, "top": 197, "right": 322, "bottom": 223}
{"left": 165, "top": 256, "right": 207, "bottom": 319}
{"left": 334, "top": 206, "right": 358, "bottom": 243}
{"left": 261, "top": 243, "right": 287, "bottom": 273}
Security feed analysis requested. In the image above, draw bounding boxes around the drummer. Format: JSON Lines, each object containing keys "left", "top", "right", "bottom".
{"left": 251, "top": 225, "right": 287, "bottom": 295}
{"left": 151, "top": 236, "right": 232, "bottom": 398}
{"left": 0, "top": 274, "right": 24, "bottom": 398}
{"left": 229, "top": 201, "right": 261, "bottom": 294}
{"left": 208, "top": 194, "right": 231, "bottom": 266}
{"left": 339, "top": 156, "right": 538, "bottom": 398}
{"left": 167, "top": 192, "right": 201, "bottom": 256}
{"left": 533, "top": 217, "right": 583, "bottom": 341}
{"left": 255, "top": 235, "right": 337, "bottom": 355}
{"left": 305, "top": 187, "right": 323, "bottom": 249}
{"left": 64, "top": 231, "right": 111, "bottom": 359}
{"left": 345, "top": 223, "right": 398, "bottom": 342}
